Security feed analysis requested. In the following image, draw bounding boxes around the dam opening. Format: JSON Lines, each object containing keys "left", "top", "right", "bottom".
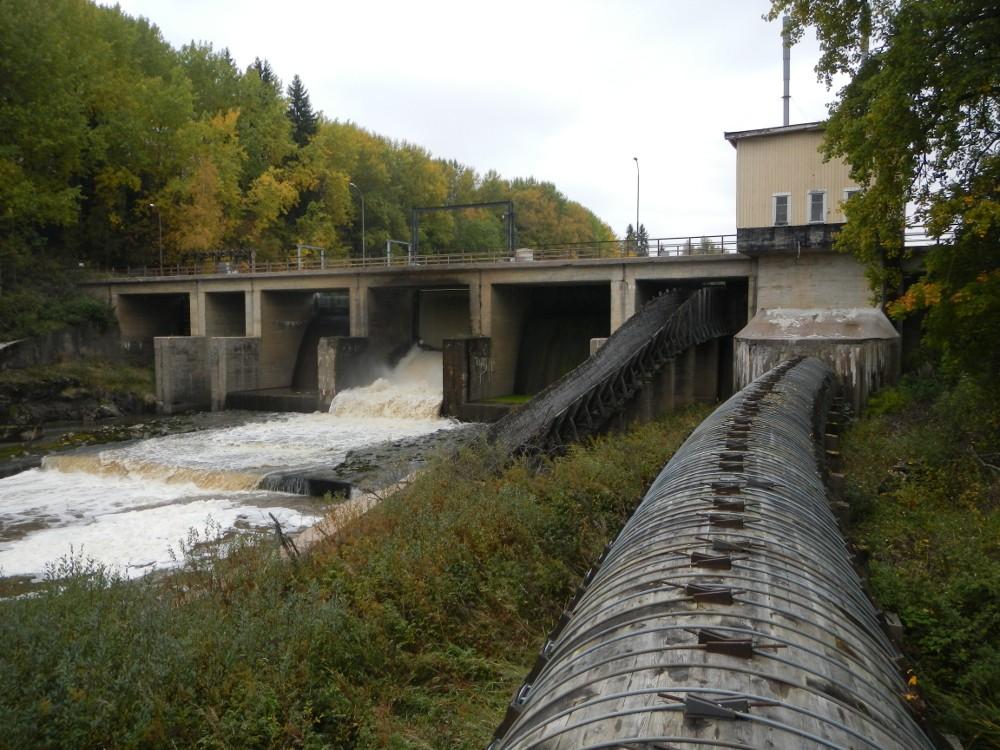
{"left": 116, "top": 292, "right": 191, "bottom": 362}
{"left": 490, "top": 283, "right": 610, "bottom": 398}
{"left": 226, "top": 285, "right": 471, "bottom": 412}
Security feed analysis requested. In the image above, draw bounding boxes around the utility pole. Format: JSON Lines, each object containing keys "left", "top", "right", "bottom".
{"left": 633, "top": 157, "right": 640, "bottom": 254}
{"left": 348, "top": 182, "right": 366, "bottom": 263}
{"left": 148, "top": 203, "right": 163, "bottom": 269}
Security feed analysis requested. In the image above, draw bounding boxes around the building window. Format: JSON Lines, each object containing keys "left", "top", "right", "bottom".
{"left": 843, "top": 187, "right": 861, "bottom": 202}
{"left": 773, "top": 193, "right": 790, "bottom": 226}
{"left": 808, "top": 190, "right": 826, "bottom": 223}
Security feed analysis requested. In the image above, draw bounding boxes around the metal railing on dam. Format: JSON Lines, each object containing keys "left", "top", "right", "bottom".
{"left": 91, "top": 234, "right": 740, "bottom": 279}
{"left": 86, "top": 227, "right": 943, "bottom": 281}
{"left": 488, "top": 358, "right": 934, "bottom": 750}
{"left": 487, "top": 285, "right": 732, "bottom": 456}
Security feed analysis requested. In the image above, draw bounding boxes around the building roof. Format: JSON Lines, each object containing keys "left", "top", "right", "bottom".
{"left": 723, "top": 121, "right": 824, "bottom": 148}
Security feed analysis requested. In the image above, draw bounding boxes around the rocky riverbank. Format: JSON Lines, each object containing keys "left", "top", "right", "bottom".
{"left": 0, "top": 361, "right": 156, "bottom": 440}
{"left": 0, "top": 358, "right": 158, "bottom": 475}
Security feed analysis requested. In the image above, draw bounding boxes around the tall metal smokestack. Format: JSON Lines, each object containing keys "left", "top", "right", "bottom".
{"left": 782, "top": 15, "right": 791, "bottom": 126}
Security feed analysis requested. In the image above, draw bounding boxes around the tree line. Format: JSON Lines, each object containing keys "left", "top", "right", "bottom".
{"left": 0, "top": 0, "right": 614, "bottom": 287}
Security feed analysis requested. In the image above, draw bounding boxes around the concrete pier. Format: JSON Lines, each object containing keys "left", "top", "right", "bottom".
{"left": 317, "top": 337, "right": 371, "bottom": 411}
{"left": 155, "top": 336, "right": 261, "bottom": 414}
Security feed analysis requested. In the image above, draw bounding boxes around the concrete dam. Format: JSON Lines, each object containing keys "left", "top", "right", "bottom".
{"left": 83, "top": 243, "right": 901, "bottom": 419}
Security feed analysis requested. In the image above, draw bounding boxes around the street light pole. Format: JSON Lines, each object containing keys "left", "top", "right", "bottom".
{"left": 148, "top": 203, "right": 163, "bottom": 269}
{"left": 633, "top": 157, "right": 640, "bottom": 249}
{"left": 348, "top": 182, "right": 366, "bottom": 263}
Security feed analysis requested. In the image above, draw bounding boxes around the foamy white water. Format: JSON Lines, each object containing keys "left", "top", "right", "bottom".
{"left": 44, "top": 412, "right": 451, "bottom": 485}
{"left": 0, "top": 468, "right": 313, "bottom": 578}
{"left": 330, "top": 348, "right": 443, "bottom": 419}
{"left": 0, "top": 350, "right": 453, "bottom": 581}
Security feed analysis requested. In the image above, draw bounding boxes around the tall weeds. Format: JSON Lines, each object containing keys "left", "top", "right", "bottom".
{"left": 843, "top": 375, "right": 1000, "bottom": 749}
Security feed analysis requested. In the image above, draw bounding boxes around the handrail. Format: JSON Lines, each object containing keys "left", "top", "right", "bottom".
{"left": 90, "top": 234, "right": 740, "bottom": 279}
{"left": 903, "top": 227, "right": 955, "bottom": 247}
{"left": 84, "top": 226, "right": 948, "bottom": 280}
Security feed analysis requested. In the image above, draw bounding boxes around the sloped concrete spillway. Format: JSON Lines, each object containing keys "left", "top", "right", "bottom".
{"left": 489, "top": 358, "right": 935, "bottom": 750}
{"left": 0, "top": 350, "right": 459, "bottom": 580}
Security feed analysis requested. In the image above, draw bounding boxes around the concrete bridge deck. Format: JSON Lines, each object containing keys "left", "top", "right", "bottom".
{"left": 82, "top": 252, "right": 754, "bottom": 342}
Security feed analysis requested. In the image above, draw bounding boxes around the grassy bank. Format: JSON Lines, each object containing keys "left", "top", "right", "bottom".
{"left": 0, "top": 406, "right": 709, "bottom": 749}
{"left": 0, "top": 358, "right": 155, "bottom": 458}
{"left": 842, "top": 375, "right": 1000, "bottom": 749}
{"left": 0, "top": 358, "right": 153, "bottom": 394}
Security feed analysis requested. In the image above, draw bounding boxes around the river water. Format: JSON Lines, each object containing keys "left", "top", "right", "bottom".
{"left": 0, "top": 349, "right": 455, "bottom": 580}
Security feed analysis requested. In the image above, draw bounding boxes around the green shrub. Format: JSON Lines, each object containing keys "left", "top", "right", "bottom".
{"left": 55, "top": 294, "right": 117, "bottom": 332}
{"left": 843, "top": 374, "right": 1000, "bottom": 749}
{"left": 0, "top": 286, "right": 115, "bottom": 341}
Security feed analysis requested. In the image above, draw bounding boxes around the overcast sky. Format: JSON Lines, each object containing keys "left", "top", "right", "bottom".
{"left": 103, "top": 0, "right": 836, "bottom": 239}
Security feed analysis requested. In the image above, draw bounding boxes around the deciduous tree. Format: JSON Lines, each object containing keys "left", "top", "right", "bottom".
{"left": 179, "top": 42, "right": 241, "bottom": 117}
{"left": 770, "top": 0, "right": 1000, "bottom": 376}
{"left": 159, "top": 111, "right": 243, "bottom": 256}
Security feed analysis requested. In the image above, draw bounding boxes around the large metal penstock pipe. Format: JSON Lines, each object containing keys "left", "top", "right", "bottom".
{"left": 488, "top": 358, "right": 935, "bottom": 750}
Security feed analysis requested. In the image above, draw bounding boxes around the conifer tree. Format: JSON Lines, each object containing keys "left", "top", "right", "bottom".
{"left": 286, "top": 74, "right": 318, "bottom": 147}
{"left": 250, "top": 57, "right": 280, "bottom": 92}
{"left": 636, "top": 223, "right": 649, "bottom": 256}
{"left": 624, "top": 223, "right": 636, "bottom": 255}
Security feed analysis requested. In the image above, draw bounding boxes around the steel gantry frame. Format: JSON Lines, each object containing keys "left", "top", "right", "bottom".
{"left": 410, "top": 200, "right": 515, "bottom": 255}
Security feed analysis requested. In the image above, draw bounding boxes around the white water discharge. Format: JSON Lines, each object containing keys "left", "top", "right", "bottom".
{"left": 330, "top": 347, "right": 444, "bottom": 419}
{"left": 0, "top": 349, "right": 452, "bottom": 581}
